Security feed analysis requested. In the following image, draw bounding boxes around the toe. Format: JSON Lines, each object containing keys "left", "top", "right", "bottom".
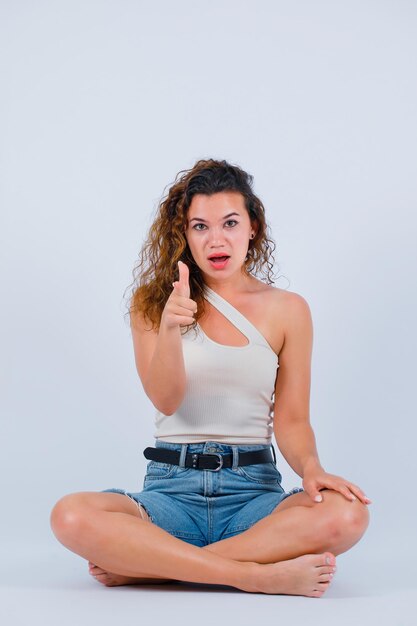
{"left": 314, "top": 552, "right": 336, "bottom": 567}
{"left": 94, "top": 573, "right": 110, "bottom": 582}
{"left": 319, "top": 573, "right": 332, "bottom": 582}
{"left": 310, "top": 553, "right": 334, "bottom": 568}
{"left": 323, "top": 552, "right": 336, "bottom": 566}
{"left": 317, "top": 565, "right": 336, "bottom": 575}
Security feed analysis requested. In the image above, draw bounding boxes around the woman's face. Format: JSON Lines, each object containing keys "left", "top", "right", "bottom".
{"left": 184, "top": 191, "right": 256, "bottom": 283}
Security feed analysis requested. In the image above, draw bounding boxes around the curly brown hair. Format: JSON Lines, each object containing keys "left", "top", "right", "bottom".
{"left": 124, "top": 158, "right": 280, "bottom": 334}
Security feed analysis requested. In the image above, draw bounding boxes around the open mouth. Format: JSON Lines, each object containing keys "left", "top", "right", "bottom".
{"left": 208, "top": 255, "right": 230, "bottom": 269}
{"left": 209, "top": 256, "right": 229, "bottom": 263}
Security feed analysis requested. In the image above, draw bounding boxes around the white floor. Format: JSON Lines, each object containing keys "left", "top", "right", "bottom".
{"left": 0, "top": 539, "right": 414, "bottom": 626}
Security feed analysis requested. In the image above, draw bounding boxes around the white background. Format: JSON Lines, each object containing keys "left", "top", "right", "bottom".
{"left": 1, "top": 1, "right": 416, "bottom": 624}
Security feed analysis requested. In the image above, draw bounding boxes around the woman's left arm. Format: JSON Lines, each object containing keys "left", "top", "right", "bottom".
{"left": 273, "top": 293, "right": 372, "bottom": 506}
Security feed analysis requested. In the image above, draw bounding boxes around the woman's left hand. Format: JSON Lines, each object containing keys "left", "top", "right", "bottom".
{"left": 302, "top": 466, "right": 372, "bottom": 505}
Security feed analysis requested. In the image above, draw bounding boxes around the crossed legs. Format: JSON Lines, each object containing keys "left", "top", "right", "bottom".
{"left": 50, "top": 487, "right": 369, "bottom": 595}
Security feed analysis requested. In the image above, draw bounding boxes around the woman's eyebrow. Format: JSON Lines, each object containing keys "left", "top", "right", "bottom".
{"left": 189, "top": 212, "right": 240, "bottom": 223}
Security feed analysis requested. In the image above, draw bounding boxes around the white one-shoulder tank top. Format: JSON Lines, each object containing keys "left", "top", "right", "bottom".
{"left": 153, "top": 286, "right": 279, "bottom": 444}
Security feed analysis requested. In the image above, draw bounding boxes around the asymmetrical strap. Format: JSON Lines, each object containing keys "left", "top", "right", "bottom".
{"left": 204, "top": 287, "right": 274, "bottom": 352}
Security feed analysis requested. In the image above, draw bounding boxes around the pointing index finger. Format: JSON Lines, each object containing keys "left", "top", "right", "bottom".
{"left": 177, "top": 261, "right": 190, "bottom": 298}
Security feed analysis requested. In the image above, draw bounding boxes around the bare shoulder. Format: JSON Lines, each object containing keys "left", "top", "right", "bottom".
{"left": 275, "top": 288, "right": 311, "bottom": 320}
{"left": 256, "top": 282, "right": 311, "bottom": 317}
{"left": 256, "top": 284, "right": 312, "bottom": 354}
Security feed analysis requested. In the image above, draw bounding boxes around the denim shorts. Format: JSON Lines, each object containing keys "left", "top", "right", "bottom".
{"left": 101, "top": 440, "right": 304, "bottom": 547}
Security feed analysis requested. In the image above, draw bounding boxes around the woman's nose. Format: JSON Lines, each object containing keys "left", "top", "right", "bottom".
{"left": 207, "top": 226, "right": 226, "bottom": 243}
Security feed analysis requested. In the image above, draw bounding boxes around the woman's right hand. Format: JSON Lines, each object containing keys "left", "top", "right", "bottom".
{"left": 161, "top": 261, "right": 198, "bottom": 329}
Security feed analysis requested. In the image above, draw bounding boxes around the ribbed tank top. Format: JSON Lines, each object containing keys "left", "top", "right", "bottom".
{"left": 154, "top": 286, "right": 279, "bottom": 444}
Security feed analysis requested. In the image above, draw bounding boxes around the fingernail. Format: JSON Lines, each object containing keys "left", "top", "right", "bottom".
{"left": 351, "top": 495, "right": 357, "bottom": 501}
{"left": 314, "top": 495, "right": 322, "bottom": 502}
{"left": 326, "top": 557, "right": 330, "bottom": 564}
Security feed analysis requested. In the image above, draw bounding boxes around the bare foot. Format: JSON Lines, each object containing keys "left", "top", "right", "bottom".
{"left": 248, "top": 551, "right": 336, "bottom": 597}
{"left": 88, "top": 551, "right": 336, "bottom": 595}
{"left": 88, "top": 561, "right": 174, "bottom": 586}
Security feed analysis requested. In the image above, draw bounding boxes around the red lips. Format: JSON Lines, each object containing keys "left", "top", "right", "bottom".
{"left": 208, "top": 253, "right": 230, "bottom": 259}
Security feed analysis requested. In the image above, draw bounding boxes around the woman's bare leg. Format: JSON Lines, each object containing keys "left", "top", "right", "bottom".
{"left": 50, "top": 492, "right": 336, "bottom": 597}
{"left": 85, "top": 488, "right": 367, "bottom": 591}
{"left": 87, "top": 496, "right": 178, "bottom": 586}
{"left": 90, "top": 490, "right": 357, "bottom": 585}
{"left": 204, "top": 489, "right": 370, "bottom": 562}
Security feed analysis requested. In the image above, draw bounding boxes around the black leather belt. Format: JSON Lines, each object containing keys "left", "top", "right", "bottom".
{"left": 143, "top": 444, "right": 277, "bottom": 472}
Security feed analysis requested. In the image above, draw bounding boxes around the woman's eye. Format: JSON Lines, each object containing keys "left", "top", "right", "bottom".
{"left": 192, "top": 220, "right": 238, "bottom": 231}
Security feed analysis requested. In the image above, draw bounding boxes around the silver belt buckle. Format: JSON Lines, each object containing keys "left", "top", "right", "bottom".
{"left": 206, "top": 453, "right": 223, "bottom": 472}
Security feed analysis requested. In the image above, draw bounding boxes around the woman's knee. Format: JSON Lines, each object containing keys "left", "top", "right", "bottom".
{"left": 321, "top": 490, "right": 370, "bottom": 544}
{"left": 50, "top": 491, "right": 144, "bottom": 539}
{"left": 50, "top": 492, "right": 94, "bottom": 539}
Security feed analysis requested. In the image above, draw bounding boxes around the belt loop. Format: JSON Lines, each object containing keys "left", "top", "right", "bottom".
{"left": 232, "top": 445, "right": 239, "bottom": 471}
{"left": 271, "top": 443, "right": 277, "bottom": 465}
{"left": 179, "top": 444, "right": 188, "bottom": 468}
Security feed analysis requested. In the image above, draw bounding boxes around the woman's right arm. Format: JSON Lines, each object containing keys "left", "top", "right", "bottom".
{"left": 130, "top": 261, "right": 197, "bottom": 415}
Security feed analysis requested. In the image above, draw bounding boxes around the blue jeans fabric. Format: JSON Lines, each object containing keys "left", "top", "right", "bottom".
{"left": 101, "top": 440, "right": 304, "bottom": 547}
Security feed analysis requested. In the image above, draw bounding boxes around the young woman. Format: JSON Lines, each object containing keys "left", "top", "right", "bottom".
{"left": 50, "top": 158, "right": 371, "bottom": 597}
